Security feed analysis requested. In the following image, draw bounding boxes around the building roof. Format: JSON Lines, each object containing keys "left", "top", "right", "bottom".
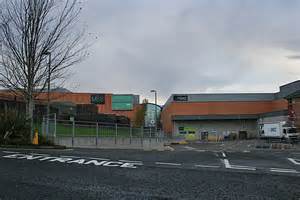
{"left": 165, "top": 80, "right": 300, "bottom": 105}
{"left": 172, "top": 114, "right": 259, "bottom": 121}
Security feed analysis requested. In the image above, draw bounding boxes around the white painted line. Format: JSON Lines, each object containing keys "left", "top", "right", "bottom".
{"left": 243, "top": 150, "right": 250, "bottom": 153}
{"left": 223, "top": 159, "right": 231, "bottom": 168}
{"left": 195, "top": 150, "right": 206, "bottom": 152}
{"left": 222, "top": 159, "right": 256, "bottom": 171}
{"left": 195, "top": 164, "right": 220, "bottom": 168}
{"left": 119, "top": 160, "right": 142, "bottom": 163}
{"left": 222, "top": 152, "right": 226, "bottom": 158}
{"left": 230, "top": 165, "right": 256, "bottom": 171}
{"left": 270, "top": 168, "right": 299, "bottom": 173}
{"left": 3, "top": 151, "right": 20, "bottom": 154}
{"left": 155, "top": 162, "right": 182, "bottom": 166}
{"left": 184, "top": 146, "right": 196, "bottom": 150}
{"left": 287, "top": 158, "right": 300, "bottom": 165}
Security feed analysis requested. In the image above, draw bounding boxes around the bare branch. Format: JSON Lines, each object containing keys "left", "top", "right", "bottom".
{"left": 0, "top": 0, "right": 88, "bottom": 119}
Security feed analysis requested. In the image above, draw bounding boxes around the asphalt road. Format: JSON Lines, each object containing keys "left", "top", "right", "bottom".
{"left": 0, "top": 146, "right": 300, "bottom": 200}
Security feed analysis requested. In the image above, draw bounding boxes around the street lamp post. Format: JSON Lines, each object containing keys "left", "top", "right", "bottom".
{"left": 150, "top": 90, "right": 157, "bottom": 134}
{"left": 43, "top": 51, "right": 51, "bottom": 136}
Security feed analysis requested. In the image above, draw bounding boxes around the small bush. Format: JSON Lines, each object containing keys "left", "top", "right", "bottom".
{"left": 0, "top": 110, "right": 30, "bottom": 145}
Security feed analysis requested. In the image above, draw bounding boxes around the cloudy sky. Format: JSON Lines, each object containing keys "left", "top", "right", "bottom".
{"left": 68, "top": 0, "right": 300, "bottom": 104}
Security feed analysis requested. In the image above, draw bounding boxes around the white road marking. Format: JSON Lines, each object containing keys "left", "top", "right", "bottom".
{"left": 243, "top": 150, "right": 250, "bottom": 153}
{"left": 155, "top": 162, "right": 182, "bottom": 166}
{"left": 2, "top": 153, "right": 142, "bottom": 169}
{"left": 119, "top": 160, "right": 142, "bottom": 163}
{"left": 195, "top": 164, "right": 220, "bottom": 168}
{"left": 195, "top": 150, "right": 206, "bottom": 152}
{"left": 3, "top": 151, "right": 20, "bottom": 154}
{"left": 287, "top": 158, "right": 300, "bottom": 165}
{"left": 222, "top": 159, "right": 256, "bottom": 171}
{"left": 270, "top": 168, "right": 299, "bottom": 173}
{"left": 184, "top": 146, "right": 196, "bottom": 151}
{"left": 222, "top": 152, "right": 226, "bottom": 158}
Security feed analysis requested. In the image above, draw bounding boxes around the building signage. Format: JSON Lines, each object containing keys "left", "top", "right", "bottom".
{"left": 91, "top": 94, "right": 105, "bottom": 104}
{"left": 112, "top": 95, "right": 133, "bottom": 110}
{"left": 173, "top": 95, "right": 188, "bottom": 102}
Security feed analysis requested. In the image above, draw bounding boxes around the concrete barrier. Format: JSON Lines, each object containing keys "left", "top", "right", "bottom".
{"left": 54, "top": 136, "right": 165, "bottom": 150}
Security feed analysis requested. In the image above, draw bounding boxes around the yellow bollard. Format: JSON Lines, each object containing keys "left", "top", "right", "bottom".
{"left": 32, "top": 128, "right": 39, "bottom": 145}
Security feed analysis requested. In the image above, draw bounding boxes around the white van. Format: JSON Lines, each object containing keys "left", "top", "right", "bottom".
{"left": 260, "top": 122, "right": 300, "bottom": 142}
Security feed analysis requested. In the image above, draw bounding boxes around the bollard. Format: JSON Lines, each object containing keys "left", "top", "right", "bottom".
{"left": 32, "top": 128, "right": 39, "bottom": 145}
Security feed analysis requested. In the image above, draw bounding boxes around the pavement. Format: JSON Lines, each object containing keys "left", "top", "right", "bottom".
{"left": 0, "top": 145, "right": 300, "bottom": 200}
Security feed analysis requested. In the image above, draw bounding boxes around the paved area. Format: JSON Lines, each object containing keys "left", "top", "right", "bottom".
{"left": 0, "top": 146, "right": 300, "bottom": 199}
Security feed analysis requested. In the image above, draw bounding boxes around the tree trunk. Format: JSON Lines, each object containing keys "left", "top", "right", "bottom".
{"left": 26, "top": 97, "right": 34, "bottom": 141}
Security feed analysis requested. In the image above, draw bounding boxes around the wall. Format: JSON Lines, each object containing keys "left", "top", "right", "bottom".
{"left": 290, "top": 97, "right": 300, "bottom": 127}
{"left": 54, "top": 136, "right": 165, "bottom": 150}
{"left": 174, "top": 119, "right": 258, "bottom": 138}
{"left": 161, "top": 100, "right": 288, "bottom": 134}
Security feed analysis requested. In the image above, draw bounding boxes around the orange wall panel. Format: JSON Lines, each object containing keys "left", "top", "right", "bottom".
{"left": 161, "top": 100, "right": 288, "bottom": 134}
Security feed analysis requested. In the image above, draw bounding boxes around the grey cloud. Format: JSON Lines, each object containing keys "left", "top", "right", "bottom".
{"left": 287, "top": 55, "right": 300, "bottom": 60}
{"left": 68, "top": 0, "right": 300, "bottom": 103}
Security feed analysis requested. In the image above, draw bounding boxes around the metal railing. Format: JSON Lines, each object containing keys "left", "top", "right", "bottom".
{"left": 41, "top": 118, "right": 165, "bottom": 148}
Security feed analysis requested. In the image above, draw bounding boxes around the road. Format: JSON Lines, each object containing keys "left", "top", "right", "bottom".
{"left": 0, "top": 146, "right": 300, "bottom": 200}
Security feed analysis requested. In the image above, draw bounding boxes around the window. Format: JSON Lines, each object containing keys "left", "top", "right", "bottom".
{"left": 288, "top": 128, "right": 297, "bottom": 133}
{"left": 283, "top": 129, "right": 287, "bottom": 134}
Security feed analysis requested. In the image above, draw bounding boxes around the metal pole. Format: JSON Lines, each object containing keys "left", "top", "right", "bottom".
{"left": 96, "top": 122, "right": 99, "bottom": 147}
{"left": 130, "top": 124, "right": 132, "bottom": 144}
{"left": 141, "top": 126, "right": 144, "bottom": 147}
{"left": 149, "top": 127, "right": 152, "bottom": 143}
{"left": 42, "top": 116, "right": 45, "bottom": 136}
{"left": 46, "top": 53, "right": 51, "bottom": 137}
{"left": 115, "top": 123, "right": 117, "bottom": 145}
{"left": 54, "top": 113, "right": 56, "bottom": 139}
{"left": 72, "top": 120, "right": 75, "bottom": 147}
{"left": 154, "top": 91, "right": 157, "bottom": 136}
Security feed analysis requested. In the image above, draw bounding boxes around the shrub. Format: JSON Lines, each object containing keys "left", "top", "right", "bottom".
{"left": 0, "top": 110, "right": 30, "bottom": 145}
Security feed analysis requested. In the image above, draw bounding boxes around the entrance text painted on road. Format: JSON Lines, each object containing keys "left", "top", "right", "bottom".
{"left": 2, "top": 153, "right": 143, "bottom": 169}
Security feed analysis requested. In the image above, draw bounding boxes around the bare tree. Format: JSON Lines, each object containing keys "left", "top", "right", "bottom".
{"left": 0, "top": 0, "right": 87, "bottom": 139}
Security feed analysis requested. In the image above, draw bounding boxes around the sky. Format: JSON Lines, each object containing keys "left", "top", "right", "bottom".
{"left": 67, "top": 0, "right": 300, "bottom": 104}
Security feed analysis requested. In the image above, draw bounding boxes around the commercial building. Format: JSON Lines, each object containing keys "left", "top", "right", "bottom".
{"left": 0, "top": 90, "right": 141, "bottom": 123}
{"left": 161, "top": 81, "right": 300, "bottom": 138}
{"left": 2, "top": 80, "right": 300, "bottom": 138}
